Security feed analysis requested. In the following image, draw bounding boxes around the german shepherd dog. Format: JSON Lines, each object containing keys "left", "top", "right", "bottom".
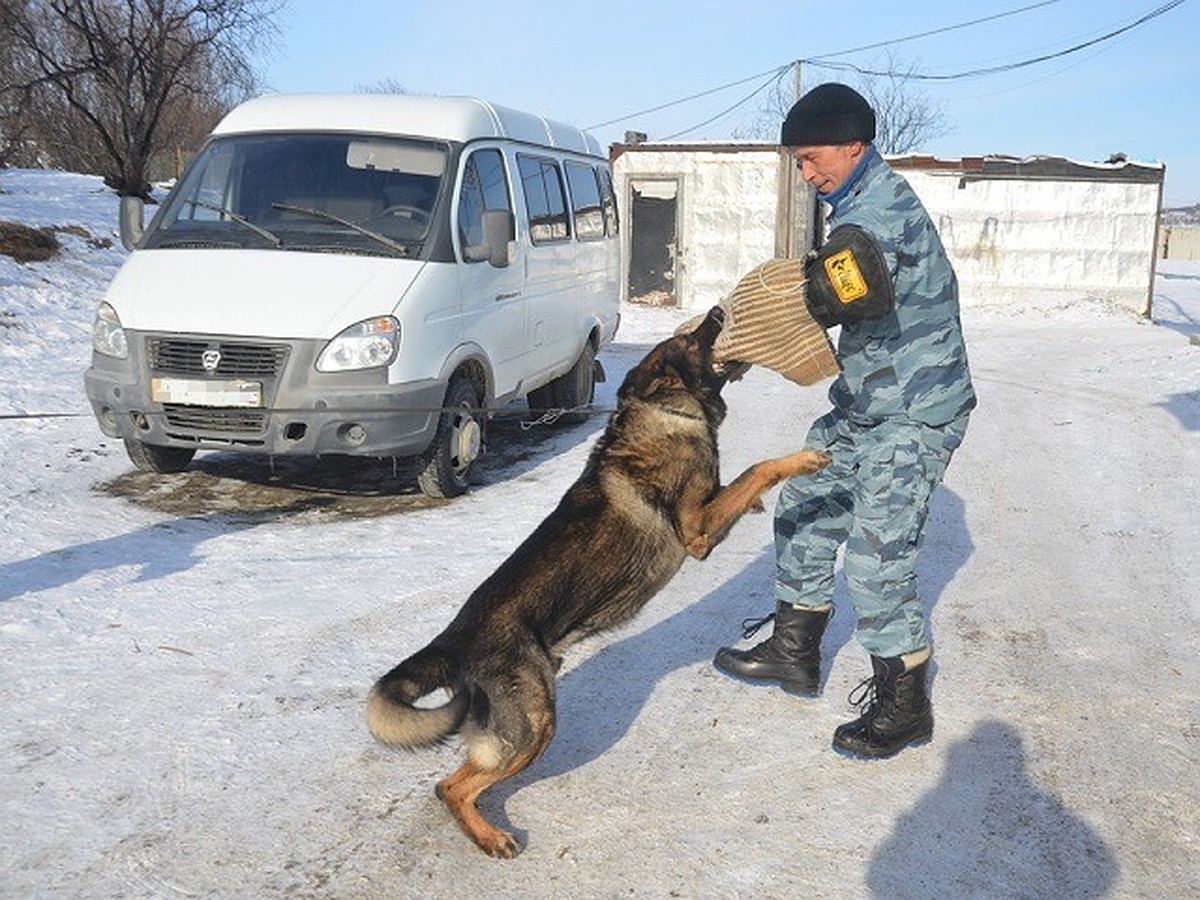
{"left": 366, "top": 307, "right": 829, "bottom": 857}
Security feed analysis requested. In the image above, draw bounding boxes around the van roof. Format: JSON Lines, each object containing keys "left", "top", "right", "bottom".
{"left": 212, "top": 94, "right": 605, "bottom": 158}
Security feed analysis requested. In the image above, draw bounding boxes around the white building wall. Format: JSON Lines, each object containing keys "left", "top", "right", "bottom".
{"left": 615, "top": 146, "right": 1162, "bottom": 315}
{"left": 614, "top": 148, "right": 782, "bottom": 310}
{"left": 684, "top": 151, "right": 781, "bottom": 307}
{"left": 903, "top": 171, "right": 1160, "bottom": 314}
{"left": 1160, "top": 225, "right": 1200, "bottom": 260}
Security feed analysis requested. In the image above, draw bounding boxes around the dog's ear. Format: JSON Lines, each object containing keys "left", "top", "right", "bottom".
{"left": 639, "top": 371, "right": 684, "bottom": 399}
{"left": 618, "top": 344, "right": 685, "bottom": 402}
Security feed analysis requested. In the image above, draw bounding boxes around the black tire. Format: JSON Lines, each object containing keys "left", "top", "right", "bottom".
{"left": 123, "top": 438, "right": 195, "bottom": 473}
{"left": 525, "top": 382, "right": 556, "bottom": 416}
{"left": 549, "top": 341, "right": 596, "bottom": 425}
{"left": 417, "top": 376, "right": 483, "bottom": 498}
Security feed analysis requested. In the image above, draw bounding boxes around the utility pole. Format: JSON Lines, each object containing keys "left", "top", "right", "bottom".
{"left": 787, "top": 60, "right": 820, "bottom": 256}
{"left": 778, "top": 60, "right": 809, "bottom": 258}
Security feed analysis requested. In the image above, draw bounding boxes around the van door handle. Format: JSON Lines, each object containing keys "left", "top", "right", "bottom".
{"left": 495, "top": 290, "right": 522, "bottom": 302}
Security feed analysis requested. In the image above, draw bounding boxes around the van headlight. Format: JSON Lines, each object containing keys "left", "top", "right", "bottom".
{"left": 316, "top": 316, "right": 400, "bottom": 372}
{"left": 92, "top": 301, "right": 128, "bottom": 358}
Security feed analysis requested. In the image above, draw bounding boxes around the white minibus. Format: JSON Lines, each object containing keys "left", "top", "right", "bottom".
{"left": 85, "top": 94, "right": 620, "bottom": 496}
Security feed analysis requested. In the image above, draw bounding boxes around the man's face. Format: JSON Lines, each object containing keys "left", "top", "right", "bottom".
{"left": 789, "top": 143, "right": 864, "bottom": 195}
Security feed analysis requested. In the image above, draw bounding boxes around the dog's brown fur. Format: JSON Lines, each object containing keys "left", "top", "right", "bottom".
{"left": 366, "top": 308, "right": 829, "bottom": 857}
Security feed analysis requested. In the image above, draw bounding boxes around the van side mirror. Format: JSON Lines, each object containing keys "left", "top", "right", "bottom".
{"left": 118, "top": 195, "right": 145, "bottom": 251}
{"left": 465, "top": 209, "right": 515, "bottom": 267}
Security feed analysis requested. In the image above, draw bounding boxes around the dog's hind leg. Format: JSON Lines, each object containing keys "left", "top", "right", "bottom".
{"left": 436, "top": 736, "right": 549, "bottom": 858}
{"left": 436, "top": 762, "right": 523, "bottom": 857}
{"left": 436, "top": 665, "right": 557, "bottom": 858}
{"left": 683, "top": 449, "right": 831, "bottom": 559}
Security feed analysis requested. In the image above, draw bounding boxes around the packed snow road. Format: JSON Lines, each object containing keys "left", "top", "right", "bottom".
{"left": 1, "top": 170, "right": 1197, "bottom": 897}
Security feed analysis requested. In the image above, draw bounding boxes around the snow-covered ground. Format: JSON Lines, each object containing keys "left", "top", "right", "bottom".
{"left": 1, "top": 168, "right": 1197, "bottom": 899}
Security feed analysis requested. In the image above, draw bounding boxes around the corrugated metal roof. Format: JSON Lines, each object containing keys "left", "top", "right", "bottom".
{"left": 611, "top": 141, "right": 1164, "bottom": 183}
{"left": 889, "top": 153, "right": 1164, "bottom": 184}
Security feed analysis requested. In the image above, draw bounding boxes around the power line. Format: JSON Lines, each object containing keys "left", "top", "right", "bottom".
{"left": 585, "top": 0, "right": 1066, "bottom": 131}
{"left": 586, "top": 0, "right": 1186, "bottom": 136}
{"left": 810, "top": 0, "right": 1186, "bottom": 82}
{"left": 659, "top": 66, "right": 792, "bottom": 141}
{"left": 807, "top": 0, "right": 1064, "bottom": 63}
{"left": 585, "top": 65, "right": 789, "bottom": 131}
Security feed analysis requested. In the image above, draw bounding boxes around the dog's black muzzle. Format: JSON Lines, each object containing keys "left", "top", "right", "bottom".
{"left": 691, "top": 305, "right": 747, "bottom": 387}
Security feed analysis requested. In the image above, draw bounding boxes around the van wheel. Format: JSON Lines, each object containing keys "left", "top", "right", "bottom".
{"left": 417, "top": 377, "right": 483, "bottom": 498}
{"left": 525, "top": 342, "right": 595, "bottom": 425}
{"left": 124, "top": 438, "right": 195, "bottom": 473}
{"left": 526, "top": 382, "right": 555, "bottom": 416}
{"left": 548, "top": 341, "right": 597, "bottom": 425}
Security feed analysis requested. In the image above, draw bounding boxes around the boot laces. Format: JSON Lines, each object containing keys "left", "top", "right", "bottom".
{"left": 740, "top": 612, "right": 776, "bottom": 640}
{"left": 848, "top": 674, "right": 883, "bottom": 714}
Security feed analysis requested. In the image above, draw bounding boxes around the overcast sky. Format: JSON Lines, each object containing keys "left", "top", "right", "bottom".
{"left": 262, "top": 0, "right": 1200, "bottom": 206}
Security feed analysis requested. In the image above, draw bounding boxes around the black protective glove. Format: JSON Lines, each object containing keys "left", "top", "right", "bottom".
{"left": 804, "top": 224, "right": 895, "bottom": 328}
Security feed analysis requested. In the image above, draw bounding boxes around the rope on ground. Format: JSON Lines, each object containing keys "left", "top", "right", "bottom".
{"left": 0, "top": 405, "right": 613, "bottom": 426}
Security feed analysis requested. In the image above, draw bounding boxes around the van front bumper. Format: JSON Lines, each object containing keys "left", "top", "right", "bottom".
{"left": 84, "top": 335, "right": 446, "bottom": 458}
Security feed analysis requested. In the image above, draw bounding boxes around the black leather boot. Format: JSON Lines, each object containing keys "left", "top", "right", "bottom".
{"left": 832, "top": 653, "right": 934, "bottom": 759}
{"left": 712, "top": 601, "right": 831, "bottom": 696}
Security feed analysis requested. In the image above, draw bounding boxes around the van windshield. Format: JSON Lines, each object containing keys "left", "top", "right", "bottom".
{"left": 145, "top": 133, "right": 447, "bottom": 257}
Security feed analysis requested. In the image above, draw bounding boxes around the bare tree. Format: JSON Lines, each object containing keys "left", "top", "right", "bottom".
{"left": 0, "top": 0, "right": 34, "bottom": 167}
{"left": 0, "top": 0, "right": 279, "bottom": 197}
{"left": 732, "top": 72, "right": 799, "bottom": 143}
{"left": 356, "top": 76, "right": 409, "bottom": 95}
{"left": 735, "top": 56, "right": 950, "bottom": 155}
{"left": 855, "top": 51, "right": 949, "bottom": 155}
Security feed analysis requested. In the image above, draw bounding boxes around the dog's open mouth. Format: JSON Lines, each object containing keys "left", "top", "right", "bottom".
{"left": 700, "top": 308, "right": 751, "bottom": 381}
{"left": 715, "top": 358, "right": 751, "bottom": 381}
{"left": 675, "top": 305, "right": 750, "bottom": 384}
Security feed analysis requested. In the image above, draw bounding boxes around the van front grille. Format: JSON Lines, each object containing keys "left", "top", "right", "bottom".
{"left": 148, "top": 338, "right": 288, "bottom": 377}
{"left": 162, "top": 404, "right": 267, "bottom": 435}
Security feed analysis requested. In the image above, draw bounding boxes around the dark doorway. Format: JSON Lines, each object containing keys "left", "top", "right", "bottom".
{"left": 627, "top": 179, "right": 679, "bottom": 306}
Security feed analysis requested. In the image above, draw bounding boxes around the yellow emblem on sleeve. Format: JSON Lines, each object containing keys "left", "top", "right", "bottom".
{"left": 823, "top": 248, "right": 869, "bottom": 304}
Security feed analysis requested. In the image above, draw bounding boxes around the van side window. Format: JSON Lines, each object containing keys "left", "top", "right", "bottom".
{"left": 598, "top": 167, "right": 619, "bottom": 237}
{"left": 458, "top": 148, "right": 512, "bottom": 258}
{"left": 564, "top": 161, "right": 605, "bottom": 241}
{"left": 517, "top": 155, "right": 570, "bottom": 244}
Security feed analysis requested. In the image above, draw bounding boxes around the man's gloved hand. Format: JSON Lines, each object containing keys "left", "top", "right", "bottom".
{"left": 804, "top": 224, "right": 895, "bottom": 328}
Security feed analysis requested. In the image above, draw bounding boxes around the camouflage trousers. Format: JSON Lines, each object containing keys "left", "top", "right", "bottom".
{"left": 774, "top": 410, "right": 968, "bottom": 658}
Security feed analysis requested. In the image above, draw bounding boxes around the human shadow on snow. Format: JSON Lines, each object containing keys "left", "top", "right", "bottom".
{"left": 866, "top": 720, "right": 1118, "bottom": 899}
{"left": 487, "top": 485, "right": 973, "bottom": 824}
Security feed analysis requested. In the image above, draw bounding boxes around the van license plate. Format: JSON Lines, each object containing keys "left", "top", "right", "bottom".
{"left": 152, "top": 377, "right": 262, "bottom": 408}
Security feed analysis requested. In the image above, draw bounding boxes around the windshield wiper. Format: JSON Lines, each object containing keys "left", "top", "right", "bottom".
{"left": 182, "top": 198, "right": 282, "bottom": 247}
{"left": 270, "top": 203, "right": 409, "bottom": 255}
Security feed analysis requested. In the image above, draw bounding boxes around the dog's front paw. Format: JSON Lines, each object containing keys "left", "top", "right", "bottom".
{"left": 686, "top": 534, "right": 714, "bottom": 560}
{"left": 781, "top": 449, "right": 832, "bottom": 476}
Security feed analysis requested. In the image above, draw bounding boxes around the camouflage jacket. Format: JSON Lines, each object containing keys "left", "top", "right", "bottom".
{"left": 822, "top": 147, "right": 976, "bottom": 427}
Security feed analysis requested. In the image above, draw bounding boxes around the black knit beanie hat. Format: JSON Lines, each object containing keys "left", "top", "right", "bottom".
{"left": 780, "top": 83, "right": 876, "bottom": 146}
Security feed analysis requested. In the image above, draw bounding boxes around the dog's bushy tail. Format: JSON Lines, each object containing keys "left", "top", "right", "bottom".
{"left": 366, "top": 645, "right": 469, "bottom": 750}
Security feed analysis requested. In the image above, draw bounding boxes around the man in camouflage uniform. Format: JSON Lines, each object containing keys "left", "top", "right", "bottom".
{"left": 713, "top": 83, "right": 976, "bottom": 758}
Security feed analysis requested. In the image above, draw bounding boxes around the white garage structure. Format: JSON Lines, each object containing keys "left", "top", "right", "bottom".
{"left": 611, "top": 143, "right": 1164, "bottom": 316}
